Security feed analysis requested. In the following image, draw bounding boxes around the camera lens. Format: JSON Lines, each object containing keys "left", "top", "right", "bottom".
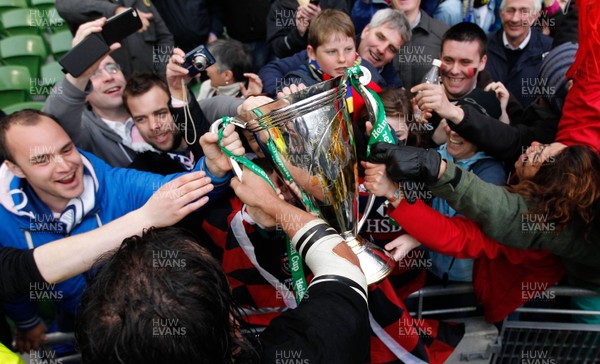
{"left": 192, "top": 53, "right": 209, "bottom": 70}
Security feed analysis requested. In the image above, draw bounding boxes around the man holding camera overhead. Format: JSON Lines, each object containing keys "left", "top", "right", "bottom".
{"left": 56, "top": 0, "right": 174, "bottom": 78}
{"left": 44, "top": 19, "right": 245, "bottom": 168}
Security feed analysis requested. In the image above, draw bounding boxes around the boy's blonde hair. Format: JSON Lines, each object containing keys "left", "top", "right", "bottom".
{"left": 308, "top": 9, "right": 356, "bottom": 49}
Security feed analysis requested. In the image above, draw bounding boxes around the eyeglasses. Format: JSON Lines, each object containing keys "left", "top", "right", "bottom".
{"left": 91, "top": 63, "right": 121, "bottom": 79}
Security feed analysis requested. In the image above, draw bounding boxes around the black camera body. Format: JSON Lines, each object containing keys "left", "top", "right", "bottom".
{"left": 182, "top": 45, "right": 216, "bottom": 77}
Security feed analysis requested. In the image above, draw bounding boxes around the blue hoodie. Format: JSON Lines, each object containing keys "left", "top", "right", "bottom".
{"left": 0, "top": 150, "right": 229, "bottom": 330}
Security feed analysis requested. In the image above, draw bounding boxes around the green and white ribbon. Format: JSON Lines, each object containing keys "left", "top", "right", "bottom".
{"left": 216, "top": 116, "right": 308, "bottom": 303}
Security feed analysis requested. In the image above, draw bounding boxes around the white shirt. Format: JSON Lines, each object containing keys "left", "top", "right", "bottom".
{"left": 503, "top": 29, "right": 532, "bottom": 50}
{"left": 102, "top": 117, "right": 155, "bottom": 153}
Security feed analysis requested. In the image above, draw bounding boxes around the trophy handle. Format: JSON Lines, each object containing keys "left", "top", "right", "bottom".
{"left": 357, "top": 192, "right": 375, "bottom": 233}
{"left": 210, "top": 118, "right": 244, "bottom": 179}
{"left": 347, "top": 67, "right": 383, "bottom": 231}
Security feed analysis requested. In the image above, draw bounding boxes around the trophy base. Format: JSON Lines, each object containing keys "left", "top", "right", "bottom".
{"left": 344, "top": 234, "right": 396, "bottom": 285}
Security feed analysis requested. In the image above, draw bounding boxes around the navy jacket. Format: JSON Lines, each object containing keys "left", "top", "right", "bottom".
{"left": 485, "top": 29, "right": 553, "bottom": 107}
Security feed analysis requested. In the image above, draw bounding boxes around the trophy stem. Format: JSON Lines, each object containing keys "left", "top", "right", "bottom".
{"left": 343, "top": 233, "right": 396, "bottom": 285}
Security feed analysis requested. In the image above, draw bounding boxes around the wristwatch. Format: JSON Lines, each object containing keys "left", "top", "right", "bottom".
{"left": 387, "top": 186, "right": 403, "bottom": 203}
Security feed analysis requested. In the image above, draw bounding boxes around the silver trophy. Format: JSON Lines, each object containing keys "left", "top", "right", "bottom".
{"left": 218, "top": 68, "right": 395, "bottom": 284}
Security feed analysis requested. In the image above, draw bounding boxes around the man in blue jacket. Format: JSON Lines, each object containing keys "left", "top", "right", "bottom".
{"left": 485, "top": 0, "right": 552, "bottom": 107}
{"left": 0, "top": 109, "right": 241, "bottom": 353}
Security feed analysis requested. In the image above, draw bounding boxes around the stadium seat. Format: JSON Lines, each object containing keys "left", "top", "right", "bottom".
{"left": 2, "top": 100, "right": 44, "bottom": 114}
{"left": 37, "top": 60, "right": 63, "bottom": 97}
{"left": 40, "top": 60, "right": 63, "bottom": 86}
{"left": 45, "top": 7, "right": 68, "bottom": 33}
{"left": 0, "top": 0, "right": 27, "bottom": 17}
{"left": 49, "top": 30, "right": 71, "bottom": 60}
{"left": 29, "top": 0, "right": 55, "bottom": 13}
{"left": 0, "top": 8, "right": 44, "bottom": 37}
{"left": 0, "top": 65, "right": 31, "bottom": 109}
{"left": 0, "top": 34, "right": 48, "bottom": 79}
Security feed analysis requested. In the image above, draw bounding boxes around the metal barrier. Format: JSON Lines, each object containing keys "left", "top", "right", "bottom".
{"left": 490, "top": 321, "right": 600, "bottom": 363}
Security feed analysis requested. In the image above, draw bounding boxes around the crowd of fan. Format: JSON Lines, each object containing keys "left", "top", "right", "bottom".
{"left": 0, "top": 0, "right": 598, "bottom": 363}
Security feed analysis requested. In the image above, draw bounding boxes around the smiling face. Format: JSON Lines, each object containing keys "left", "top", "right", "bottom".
{"left": 87, "top": 56, "right": 127, "bottom": 115}
{"left": 126, "top": 85, "right": 181, "bottom": 152}
{"left": 500, "top": 0, "right": 537, "bottom": 48}
{"left": 444, "top": 124, "right": 477, "bottom": 160}
{"left": 358, "top": 23, "right": 404, "bottom": 69}
{"left": 515, "top": 141, "right": 567, "bottom": 180}
{"left": 440, "top": 40, "right": 487, "bottom": 99}
{"left": 308, "top": 33, "right": 356, "bottom": 78}
{"left": 4, "top": 116, "right": 84, "bottom": 213}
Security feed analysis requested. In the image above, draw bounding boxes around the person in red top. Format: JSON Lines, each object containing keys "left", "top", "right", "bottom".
{"left": 556, "top": 0, "right": 600, "bottom": 152}
{"left": 362, "top": 161, "right": 565, "bottom": 323}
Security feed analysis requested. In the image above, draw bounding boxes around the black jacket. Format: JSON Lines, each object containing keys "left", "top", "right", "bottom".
{"left": 266, "top": 0, "right": 349, "bottom": 58}
{"left": 152, "top": 0, "right": 223, "bottom": 52}
{"left": 448, "top": 98, "right": 559, "bottom": 166}
{"left": 216, "top": 0, "right": 270, "bottom": 43}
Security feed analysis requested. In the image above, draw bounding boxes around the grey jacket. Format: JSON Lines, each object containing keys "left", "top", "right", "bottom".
{"left": 395, "top": 11, "right": 449, "bottom": 90}
{"left": 43, "top": 79, "right": 138, "bottom": 167}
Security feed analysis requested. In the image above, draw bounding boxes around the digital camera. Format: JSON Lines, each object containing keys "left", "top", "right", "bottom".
{"left": 182, "top": 45, "right": 216, "bottom": 77}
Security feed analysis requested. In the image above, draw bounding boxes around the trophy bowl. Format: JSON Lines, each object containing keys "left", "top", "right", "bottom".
{"left": 231, "top": 74, "right": 395, "bottom": 285}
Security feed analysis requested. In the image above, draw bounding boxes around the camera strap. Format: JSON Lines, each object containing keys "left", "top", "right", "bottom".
{"left": 181, "top": 79, "right": 198, "bottom": 145}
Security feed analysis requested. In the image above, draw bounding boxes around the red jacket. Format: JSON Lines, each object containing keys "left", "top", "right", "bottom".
{"left": 556, "top": 0, "right": 600, "bottom": 152}
{"left": 389, "top": 199, "right": 565, "bottom": 323}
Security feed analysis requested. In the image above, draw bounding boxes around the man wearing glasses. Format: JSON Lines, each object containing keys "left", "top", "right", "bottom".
{"left": 485, "top": 0, "right": 552, "bottom": 107}
{"left": 44, "top": 53, "right": 153, "bottom": 168}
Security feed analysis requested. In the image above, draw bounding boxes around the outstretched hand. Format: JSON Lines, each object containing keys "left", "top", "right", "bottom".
{"left": 140, "top": 171, "right": 214, "bottom": 227}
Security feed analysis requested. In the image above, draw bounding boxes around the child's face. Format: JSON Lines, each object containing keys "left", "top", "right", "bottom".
{"left": 308, "top": 34, "right": 356, "bottom": 78}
